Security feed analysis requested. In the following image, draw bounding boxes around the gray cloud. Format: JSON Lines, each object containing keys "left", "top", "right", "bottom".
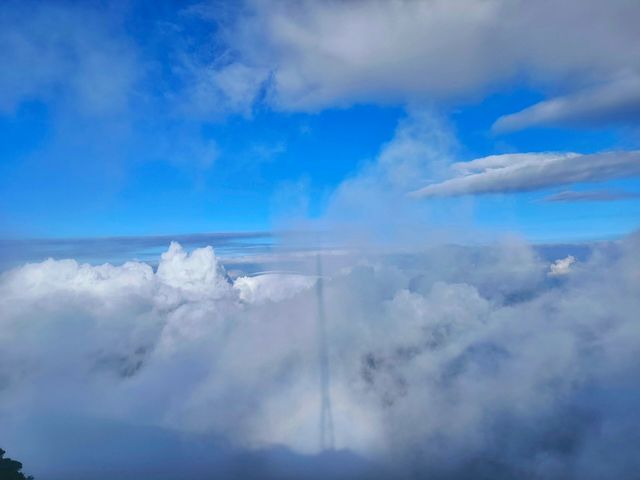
{"left": 410, "top": 151, "right": 640, "bottom": 197}
{"left": 209, "top": 0, "right": 640, "bottom": 112}
{"left": 543, "top": 190, "right": 640, "bottom": 203}
{"left": 494, "top": 75, "right": 640, "bottom": 132}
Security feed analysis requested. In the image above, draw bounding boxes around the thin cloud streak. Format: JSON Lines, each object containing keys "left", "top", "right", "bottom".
{"left": 543, "top": 190, "right": 640, "bottom": 203}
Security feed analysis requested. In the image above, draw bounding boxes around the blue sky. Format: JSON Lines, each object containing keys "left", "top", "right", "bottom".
{"left": 1, "top": 0, "right": 639, "bottom": 242}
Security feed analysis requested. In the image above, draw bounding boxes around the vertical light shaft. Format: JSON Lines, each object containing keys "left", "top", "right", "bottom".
{"left": 316, "top": 254, "right": 335, "bottom": 450}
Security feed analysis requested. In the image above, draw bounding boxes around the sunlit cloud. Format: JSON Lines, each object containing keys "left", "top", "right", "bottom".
{"left": 411, "top": 151, "right": 640, "bottom": 197}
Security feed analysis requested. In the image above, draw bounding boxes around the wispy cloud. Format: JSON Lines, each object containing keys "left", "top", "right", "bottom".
{"left": 0, "top": 0, "right": 140, "bottom": 115}
{"left": 411, "top": 151, "right": 640, "bottom": 197}
{"left": 543, "top": 189, "right": 640, "bottom": 203}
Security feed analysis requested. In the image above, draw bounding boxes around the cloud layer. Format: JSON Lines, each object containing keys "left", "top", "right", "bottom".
{"left": 2, "top": 232, "right": 640, "bottom": 478}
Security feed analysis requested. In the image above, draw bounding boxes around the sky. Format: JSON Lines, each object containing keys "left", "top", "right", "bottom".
{"left": 1, "top": 0, "right": 639, "bottom": 243}
{"left": 3, "top": 3, "right": 640, "bottom": 479}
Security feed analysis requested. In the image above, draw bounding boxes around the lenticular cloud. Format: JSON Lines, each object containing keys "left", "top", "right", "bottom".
{"left": 1, "top": 235, "right": 640, "bottom": 479}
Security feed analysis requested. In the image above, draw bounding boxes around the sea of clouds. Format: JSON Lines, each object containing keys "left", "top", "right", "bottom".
{"left": 1, "top": 231, "right": 639, "bottom": 479}
{"left": 2, "top": 1, "right": 640, "bottom": 477}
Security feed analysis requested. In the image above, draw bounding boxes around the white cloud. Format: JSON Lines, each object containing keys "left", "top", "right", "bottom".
{"left": 2, "top": 233, "right": 640, "bottom": 479}
{"left": 234, "top": 273, "right": 315, "bottom": 304}
{"left": 156, "top": 241, "right": 231, "bottom": 298}
{"left": 411, "top": 150, "right": 640, "bottom": 197}
{"left": 548, "top": 255, "right": 576, "bottom": 276}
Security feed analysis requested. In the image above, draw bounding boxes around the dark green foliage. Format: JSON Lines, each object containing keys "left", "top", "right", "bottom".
{"left": 0, "top": 449, "right": 33, "bottom": 480}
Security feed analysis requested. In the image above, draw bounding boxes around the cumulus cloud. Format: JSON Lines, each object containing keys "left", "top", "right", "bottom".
{"left": 494, "top": 75, "right": 640, "bottom": 131}
{"left": 234, "top": 273, "right": 316, "bottom": 304}
{"left": 548, "top": 255, "right": 576, "bottom": 276}
{"left": 205, "top": 0, "right": 640, "bottom": 111}
{"left": 2, "top": 232, "right": 640, "bottom": 478}
{"left": 543, "top": 190, "right": 640, "bottom": 203}
{"left": 411, "top": 150, "right": 640, "bottom": 197}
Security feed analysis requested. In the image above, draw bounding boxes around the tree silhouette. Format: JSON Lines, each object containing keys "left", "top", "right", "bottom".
{"left": 0, "top": 448, "right": 34, "bottom": 480}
